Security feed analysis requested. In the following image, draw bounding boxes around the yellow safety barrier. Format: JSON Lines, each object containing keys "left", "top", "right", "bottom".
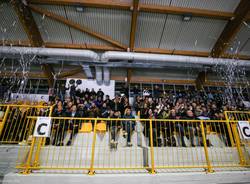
{"left": 12, "top": 113, "right": 250, "bottom": 175}
{"left": 0, "top": 104, "right": 52, "bottom": 144}
{"left": 225, "top": 111, "right": 250, "bottom": 167}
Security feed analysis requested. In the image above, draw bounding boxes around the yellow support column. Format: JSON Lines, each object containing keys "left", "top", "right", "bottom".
{"left": 34, "top": 105, "right": 54, "bottom": 167}
{"left": 231, "top": 123, "right": 246, "bottom": 166}
{"left": 224, "top": 112, "right": 235, "bottom": 146}
{"left": 20, "top": 137, "right": 36, "bottom": 174}
{"left": 89, "top": 119, "right": 98, "bottom": 175}
{"left": 33, "top": 137, "right": 43, "bottom": 167}
{"left": 149, "top": 119, "right": 155, "bottom": 174}
{"left": 0, "top": 105, "right": 10, "bottom": 138}
{"left": 42, "top": 105, "right": 54, "bottom": 146}
{"left": 200, "top": 121, "right": 213, "bottom": 173}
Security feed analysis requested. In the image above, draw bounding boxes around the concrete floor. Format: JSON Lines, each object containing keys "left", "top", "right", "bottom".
{"left": 2, "top": 171, "right": 250, "bottom": 184}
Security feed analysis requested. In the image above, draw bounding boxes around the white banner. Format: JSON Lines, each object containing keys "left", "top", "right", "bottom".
{"left": 66, "top": 79, "right": 115, "bottom": 99}
{"left": 238, "top": 121, "right": 250, "bottom": 140}
{"left": 11, "top": 93, "right": 49, "bottom": 102}
{"left": 33, "top": 117, "right": 52, "bottom": 137}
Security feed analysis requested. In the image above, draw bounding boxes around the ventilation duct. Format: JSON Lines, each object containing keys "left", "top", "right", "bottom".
{"left": 0, "top": 46, "right": 99, "bottom": 63}
{"left": 81, "top": 65, "right": 93, "bottom": 79}
{"left": 101, "top": 51, "right": 250, "bottom": 68}
{"left": 103, "top": 67, "right": 110, "bottom": 86}
{"left": 95, "top": 66, "right": 103, "bottom": 85}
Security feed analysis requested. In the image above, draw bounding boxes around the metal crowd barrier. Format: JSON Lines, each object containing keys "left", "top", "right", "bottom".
{"left": 225, "top": 111, "right": 250, "bottom": 167}
{"left": 13, "top": 115, "right": 249, "bottom": 175}
{"left": 0, "top": 104, "right": 52, "bottom": 144}
{"left": 0, "top": 105, "right": 249, "bottom": 175}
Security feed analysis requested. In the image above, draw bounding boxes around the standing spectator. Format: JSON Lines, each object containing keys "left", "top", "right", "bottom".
{"left": 97, "top": 88, "right": 104, "bottom": 99}
{"left": 182, "top": 110, "right": 196, "bottom": 147}
{"left": 133, "top": 85, "right": 140, "bottom": 97}
{"left": 109, "top": 110, "right": 121, "bottom": 148}
{"left": 66, "top": 105, "right": 81, "bottom": 146}
{"left": 90, "top": 88, "right": 97, "bottom": 98}
{"left": 66, "top": 83, "right": 78, "bottom": 98}
{"left": 113, "top": 96, "right": 124, "bottom": 115}
{"left": 52, "top": 105, "right": 67, "bottom": 146}
{"left": 122, "top": 107, "right": 135, "bottom": 147}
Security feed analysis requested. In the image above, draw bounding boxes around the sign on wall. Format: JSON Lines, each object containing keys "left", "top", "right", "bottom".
{"left": 11, "top": 93, "right": 49, "bottom": 102}
{"left": 33, "top": 117, "right": 52, "bottom": 137}
{"left": 238, "top": 121, "right": 250, "bottom": 140}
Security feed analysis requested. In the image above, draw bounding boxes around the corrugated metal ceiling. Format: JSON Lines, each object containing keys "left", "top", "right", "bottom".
{"left": 140, "top": 0, "right": 171, "bottom": 6}
{"left": 141, "top": 0, "right": 240, "bottom": 12}
{"left": 159, "top": 15, "right": 227, "bottom": 52}
{"left": 64, "top": 6, "right": 131, "bottom": 46}
{"left": 227, "top": 22, "right": 250, "bottom": 56}
{"left": 1, "top": 0, "right": 249, "bottom": 57}
{"left": 170, "top": 0, "right": 240, "bottom": 12}
{"left": 32, "top": 5, "right": 131, "bottom": 46}
{"left": 135, "top": 12, "right": 167, "bottom": 48}
{"left": 32, "top": 5, "right": 72, "bottom": 43}
{"left": 0, "top": 3, "right": 29, "bottom": 42}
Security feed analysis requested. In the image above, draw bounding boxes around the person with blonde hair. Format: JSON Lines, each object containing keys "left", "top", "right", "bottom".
{"left": 122, "top": 107, "right": 135, "bottom": 147}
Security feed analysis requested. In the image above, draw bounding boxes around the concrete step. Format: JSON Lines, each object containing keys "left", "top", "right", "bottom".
{"left": 2, "top": 171, "right": 250, "bottom": 184}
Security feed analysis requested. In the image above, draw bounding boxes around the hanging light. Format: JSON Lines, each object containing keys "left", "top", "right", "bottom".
{"left": 182, "top": 14, "right": 192, "bottom": 21}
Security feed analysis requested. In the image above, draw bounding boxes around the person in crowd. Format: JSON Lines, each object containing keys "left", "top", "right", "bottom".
{"left": 88, "top": 102, "right": 100, "bottom": 118}
{"left": 182, "top": 110, "right": 198, "bottom": 147}
{"left": 66, "top": 105, "right": 81, "bottom": 146}
{"left": 90, "top": 88, "right": 97, "bottom": 98}
{"left": 65, "top": 83, "right": 78, "bottom": 98}
{"left": 133, "top": 85, "right": 140, "bottom": 97}
{"left": 112, "top": 95, "right": 124, "bottom": 115}
{"left": 97, "top": 88, "right": 105, "bottom": 100}
{"left": 122, "top": 107, "right": 135, "bottom": 147}
{"left": 52, "top": 105, "right": 67, "bottom": 146}
{"left": 95, "top": 96, "right": 103, "bottom": 109}
{"left": 109, "top": 110, "right": 121, "bottom": 148}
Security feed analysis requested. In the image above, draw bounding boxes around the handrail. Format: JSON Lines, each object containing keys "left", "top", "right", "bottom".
{"left": 26, "top": 116, "right": 231, "bottom": 122}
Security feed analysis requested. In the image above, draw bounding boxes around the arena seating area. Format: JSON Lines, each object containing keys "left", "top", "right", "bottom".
{"left": 0, "top": 86, "right": 249, "bottom": 176}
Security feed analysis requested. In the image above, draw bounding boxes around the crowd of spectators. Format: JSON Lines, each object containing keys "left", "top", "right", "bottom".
{"left": 49, "top": 84, "right": 248, "bottom": 147}
{"left": 1, "top": 83, "right": 249, "bottom": 147}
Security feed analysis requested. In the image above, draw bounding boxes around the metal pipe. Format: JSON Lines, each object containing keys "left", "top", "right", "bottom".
{"left": 103, "top": 67, "right": 110, "bottom": 86}
{"left": 0, "top": 46, "right": 99, "bottom": 62}
{"left": 95, "top": 66, "right": 103, "bottom": 85}
{"left": 101, "top": 51, "right": 250, "bottom": 67}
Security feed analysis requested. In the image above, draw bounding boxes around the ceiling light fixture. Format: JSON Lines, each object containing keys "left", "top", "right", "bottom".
{"left": 76, "top": 6, "right": 84, "bottom": 12}
{"left": 182, "top": 14, "right": 192, "bottom": 21}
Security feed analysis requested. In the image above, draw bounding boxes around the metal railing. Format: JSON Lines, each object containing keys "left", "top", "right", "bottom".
{"left": 0, "top": 104, "right": 52, "bottom": 144}
{"left": 15, "top": 118, "right": 250, "bottom": 174}
{"left": 0, "top": 105, "right": 249, "bottom": 175}
{"left": 225, "top": 111, "right": 250, "bottom": 167}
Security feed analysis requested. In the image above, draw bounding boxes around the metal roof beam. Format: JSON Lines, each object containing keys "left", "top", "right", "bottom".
{"left": 11, "top": 1, "right": 57, "bottom": 88}
{"left": 29, "top": 5, "right": 127, "bottom": 49}
{"left": 211, "top": 0, "right": 250, "bottom": 57}
{"left": 28, "top": 0, "right": 131, "bottom": 10}
{"left": 57, "top": 67, "right": 83, "bottom": 78}
{"left": 127, "top": 68, "right": 132, "bottom": 84}
{"left": 45, "top": 42, "right": 124, "bottom": 51}
{"left": 11, "top": 0, "right": 43, "bottom": 47}
{"left": 28, "top": 0, "right": 238, "bottom": 20}
{"left": 41, "top": 63, "right": 55, "bottom": 88}
{"left": 129, "top": 0, "right": 139, "bottom": 51}
{"left": 195, "top": 71, "right": 206, "bottom": 90}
